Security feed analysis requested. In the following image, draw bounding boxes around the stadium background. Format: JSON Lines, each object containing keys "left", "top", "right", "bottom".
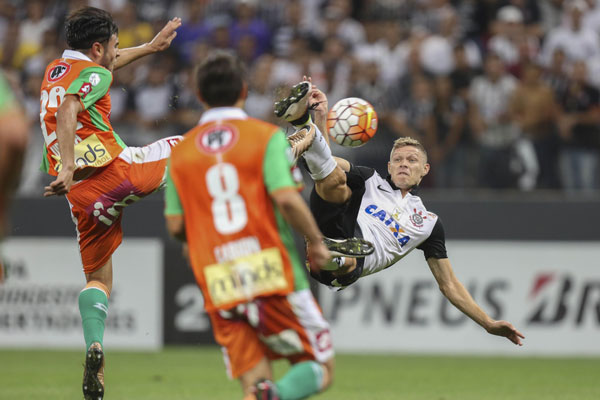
{"left": 1, "top": 0, "right": 600, "bottom": 399}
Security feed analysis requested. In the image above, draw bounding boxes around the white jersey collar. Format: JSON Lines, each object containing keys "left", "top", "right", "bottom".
{"left": 61, "top": 49, "right": 93, "bottom": 62}
{"left": 199, "top": 107, "right": 247, "bottom": 125}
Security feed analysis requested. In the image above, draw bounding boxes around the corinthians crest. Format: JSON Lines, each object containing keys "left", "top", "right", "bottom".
{"left": 409, "top": 208, "right": 427, "bottom": 228}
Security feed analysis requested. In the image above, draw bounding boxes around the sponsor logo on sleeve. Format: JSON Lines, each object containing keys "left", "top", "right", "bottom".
{"left": 78, "top": 82, "right": 92, "bottom": 98}
{"left": 89, "top": 73, "right": 101, "bottom": 86}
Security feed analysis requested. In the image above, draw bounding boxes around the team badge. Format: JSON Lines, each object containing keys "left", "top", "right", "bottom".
{"left": 196, "top": 124, "right": 239, "bottom": 154}
{"left": 409, "top": 208, "right": 427, "bottom": 228}
{"left": 47, "top": 62, "right": 71, "bottom": 82}
{"left": 89, "top": 73, "right": 101, "bottom": 86}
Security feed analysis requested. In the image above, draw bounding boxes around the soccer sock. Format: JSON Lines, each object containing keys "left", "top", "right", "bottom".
{"left": 78, "top": 283, "right": 109, "bottom": 350}
{"left": 301, "top": 123, "right": 337, "bottom": 181}
{"left": 275, "top": 361, "right": 324, "bottom": 400}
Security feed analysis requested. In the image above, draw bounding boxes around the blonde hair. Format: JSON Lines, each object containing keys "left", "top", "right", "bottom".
{"left": 390, "top": 137, "right": 428, "bottom": 162}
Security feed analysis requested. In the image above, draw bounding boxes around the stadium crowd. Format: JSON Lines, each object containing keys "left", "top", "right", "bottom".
{"left": 2, "top": 0, "right": 600, "bottom": 192}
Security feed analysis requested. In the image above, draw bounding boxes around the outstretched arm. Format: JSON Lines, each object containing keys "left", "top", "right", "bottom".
{"left": 114, "top": 17, "right": 181, "bottom": 70}
{"left": 427, "top": 257, "right": 525, "bottom": 346}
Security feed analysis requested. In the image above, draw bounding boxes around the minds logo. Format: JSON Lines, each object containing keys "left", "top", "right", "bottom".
{"left": 197, "top": 124, "right": 239, "bottom": 154}
{"left": 364, "top": 204, "right": 410, "bottom": 247}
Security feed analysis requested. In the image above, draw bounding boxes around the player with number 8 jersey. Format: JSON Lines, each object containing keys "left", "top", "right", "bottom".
{"left": 165, "top": 51, "right": 335, "bottom": 400}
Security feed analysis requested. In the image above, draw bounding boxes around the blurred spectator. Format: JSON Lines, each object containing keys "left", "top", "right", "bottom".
{"left": 13, "top": 0, "right": 55, "bottom": 69}
{"left": 509, "top": 62, "right": 560, "bottom": 189}
{"left": 387, "top": 74, "right": 437, "bottom": 152}
{"left": 272, "top": 0, "right": 311, "bottom": 58}
{"left": 229, "top": 0, "right": 271, "bottom": 60}
{"left": 133, "top": 57, "right": 178, "bottom": 140}
{"left": 541, "top": 1, "right": 599, "bottom": 65}
{"left": 499, "top": 0, "right": 543, "bottom": 37}
{"left": 21, "top": 72, "right": 43, "bottom": 123}
{"left": 411, "top": 0, "right": 456, "bottom": 35}
{"left": 109, "top": 65, "right": 136, "bottom": 124}
{"left": 211, "top": 16, "right": 232, "bottom": 49}
{"left": 543, "top": 47, "right": 569, "bottom": 96}
{"left": 420, "top": 34, "right": 455, "bottom": 76}
{"left": 539, "top": 0, "right": 564, "bottom": 36}
{"left": 172, "top": 65, "right": 203, "bottom": 128}
{"left": 439, "top": 8, "right": 482, "bottom": 68}
{"left": 349, "top": 58, "right": 387, "bottom": 109}
{"left": 114, "top": 3, "right": 154, "bottom": 49}
{"left": 450, "top": 42, "right": 480, "bottom": 97}
{"left": 171, "top": 0, "right": 211, "bottom": 64}
{"left": 355, "top": 18, "right": 409, "bottom": 86}
{"left": 245, "top": 54, "right": 277, "bottom": 121}
{"left": 431, "top": 75, "right": 473, "bottom": 188}
{"left": 271, "top": 34, "right": 325, "bottom": 89}
{"left": 557, "top": 60, "right": 600, "bottom": 191}
{"left": 320, "top": 35, "right": 351, "bottom": 105}
{"left": 317, "top": 0, "right": 366, "bottom": 48}
{"left": 469, "top": 53, "right": 520, "bottom": 188}
{"left": 488, "top": 5, "right": 539, "bottom": 77}
{"left": 5, "top": 0, "right": 600, "bottom": 194}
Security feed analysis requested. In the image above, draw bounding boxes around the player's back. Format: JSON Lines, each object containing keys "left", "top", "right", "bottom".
{"left": 169, "top": 110, "right": 299, "bottom": 311}
{"left": 40, "top": 51, "right": 125, "bottom": 176}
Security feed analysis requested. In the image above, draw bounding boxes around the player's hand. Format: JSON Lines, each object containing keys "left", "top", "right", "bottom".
{"left": 44, "top": 168, "right": 74, "bottom": 197}
{"left": 303, "top": 75, "right": 328, "bottom": 118}
{"left": 306, "top": 239, "right": 331, "bottom": 273}
{"left": 486, "top": 320, "right": 525, "bottom": 346}
{"left": 148, "top": 17, "right": 182, "bottom": 52}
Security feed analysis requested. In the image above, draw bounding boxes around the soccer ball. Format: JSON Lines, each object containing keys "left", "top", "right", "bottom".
{"left": 326, "top": 97, "right": 378, "bottom": 147}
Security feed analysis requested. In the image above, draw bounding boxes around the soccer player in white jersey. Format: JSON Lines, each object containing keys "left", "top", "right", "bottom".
{"left": 275, "top": 78, "right": 525, "bottom": 346}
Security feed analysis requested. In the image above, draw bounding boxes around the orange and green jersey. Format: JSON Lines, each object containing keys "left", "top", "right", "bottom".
{"left": 39, "top": 50, "right": 126, "bottom": 176}
{"left": 165, "top": 107, "right": 308, "bottom": 312}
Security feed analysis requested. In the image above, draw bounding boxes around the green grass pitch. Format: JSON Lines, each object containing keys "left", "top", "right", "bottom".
{"left": 0, "top": 346, "right": 598, "bottom": 399}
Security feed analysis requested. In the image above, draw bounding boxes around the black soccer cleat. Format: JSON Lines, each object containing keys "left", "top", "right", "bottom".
{"left": 83, "top": 343, "right": 105, "bottom": 400}
{"left": 274, "top": 81, "right": 311, "bottom": 122}
{"left": 323, "top": 237, "right": 374, "bottom": 258}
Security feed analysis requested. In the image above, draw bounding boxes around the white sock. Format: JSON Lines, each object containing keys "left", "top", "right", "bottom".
{"left": 302, "top": 123, "right": 337, "bottom": 181}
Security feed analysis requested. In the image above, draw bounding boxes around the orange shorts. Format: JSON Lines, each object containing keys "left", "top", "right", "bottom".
{"left": 209, "top": 289, "right": 334, "bottom": 379}
{"left": 66, "top": 136, "right": 182, "bottom": 273}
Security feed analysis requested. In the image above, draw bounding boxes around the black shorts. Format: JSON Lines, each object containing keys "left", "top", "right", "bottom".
{"left": 309, "top": 164, "right": 373, "bottom": 239}
{"left": 308, "top": 165, "right": 374, "bottom": 287}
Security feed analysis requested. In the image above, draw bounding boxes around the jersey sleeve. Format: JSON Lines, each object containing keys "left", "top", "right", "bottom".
{"left": 345, "top": 163, "right": 375, "bottom": 189}
{"left": 417, "top": 218, "right": 448, "bottom": 260}
{"left": 164, "top": 162, "right": 184, "bottom": 216}
{"left": 263, "top": 130, "right": 297, "bottom": 193}
{"left": 66, "top": 66, "right": 112, "bottom": 110}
